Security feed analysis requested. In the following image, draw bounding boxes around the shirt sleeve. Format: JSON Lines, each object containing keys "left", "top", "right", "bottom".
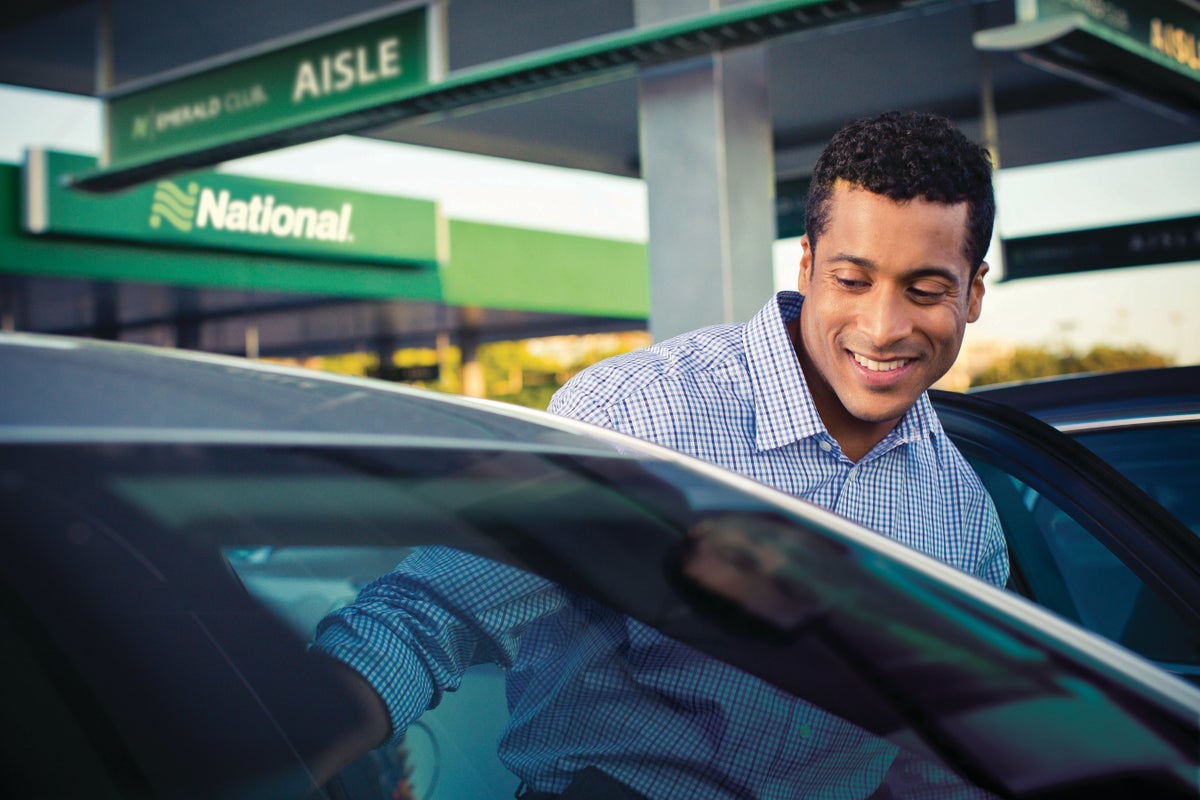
{"left": 312, "top": 546, "right": 568, "bottom": 744}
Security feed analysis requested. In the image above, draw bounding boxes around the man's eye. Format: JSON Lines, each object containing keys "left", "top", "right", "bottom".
{"left": 909, "top": 286, "right": 946, "bottom": 302}
{"left": 834, "top": 276, "right": 868, "bottom": 289}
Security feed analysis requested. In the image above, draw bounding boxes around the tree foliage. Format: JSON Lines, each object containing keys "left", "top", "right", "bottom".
{"left": 288, "top": 337, "right": 1176, "bottom": 408}
{"left": 480, "top": 334, "right": 649, "bottom": 409}
{"left": 290, "top": 332, "right": 650, "bottom": 409}
{"left": 971, "top": 344, "right": 1172, "bottom": 388}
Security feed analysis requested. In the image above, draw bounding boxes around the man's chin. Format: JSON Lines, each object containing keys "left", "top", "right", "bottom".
{"left": 842, "top": 396, "right": 915, "bottom": 427}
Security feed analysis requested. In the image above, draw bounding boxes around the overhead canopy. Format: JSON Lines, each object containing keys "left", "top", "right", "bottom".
{"left": 1, "top": 0, "right": 1196, "bottom": 184}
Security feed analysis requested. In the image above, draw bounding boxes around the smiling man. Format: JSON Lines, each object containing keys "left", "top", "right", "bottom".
{"left": 315, "top": 111, "right": 1010, "bottom": 799}
{"left": 550, "top": 110, "right": 1008, "bottom": 587}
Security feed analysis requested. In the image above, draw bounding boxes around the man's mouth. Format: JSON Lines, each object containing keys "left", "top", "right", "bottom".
{"left": 852, "top": 353, "right": 910, "bottom": 372}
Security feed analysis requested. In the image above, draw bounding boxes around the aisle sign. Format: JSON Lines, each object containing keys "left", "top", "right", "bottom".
{"left": 1002, "top": 214, "right": 1200, "bottom": 280}
{"left": 104, "top": 4, "right": 439, "bottom": 173}
{"left": 1015, "top": 0, "right": 1199, "bottom": 81}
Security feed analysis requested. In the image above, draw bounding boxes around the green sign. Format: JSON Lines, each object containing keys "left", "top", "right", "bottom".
{"left": 1018, "top": 0, "right": 1199, "bottom": 80}
{"left": 104, "top": 4, "right": 436, "bottom": 173}
{"left": 24, "top": 150, "right": 442, "bottom": 267}
{"left": 1002, "top": 214, "right": 1200, "bottom": 281}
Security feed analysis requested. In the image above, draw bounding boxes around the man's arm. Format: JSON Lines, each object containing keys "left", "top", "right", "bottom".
{"left": 307, "top": 547, "right": 569, "bottom": 776}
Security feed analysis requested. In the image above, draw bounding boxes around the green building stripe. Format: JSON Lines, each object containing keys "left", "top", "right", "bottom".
{"left": 443, "top": 219, "right": 648, "bottom": 318}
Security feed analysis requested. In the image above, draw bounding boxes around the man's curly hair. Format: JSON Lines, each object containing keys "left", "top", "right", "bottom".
{"left": 804, "top": 111, "right": 995, "bottom": 274}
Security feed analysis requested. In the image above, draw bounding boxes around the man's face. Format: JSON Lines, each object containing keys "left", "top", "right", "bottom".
{"left": 797, "top": 182, "right": 986, "bottom": 446}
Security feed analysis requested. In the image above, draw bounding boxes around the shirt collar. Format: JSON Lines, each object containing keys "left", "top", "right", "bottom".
{"left": 892, "top": 390, "right": 940, "bottom": 444}
{"left": 745, "top": 292, "right": 825, "bottom": 451}
{"left": 745, "top": 291, "right": 940, "bottom": 453}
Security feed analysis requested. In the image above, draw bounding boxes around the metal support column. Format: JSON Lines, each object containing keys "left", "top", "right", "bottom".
{"left": 636, "top": 0, "right": 776, "bottom": 341}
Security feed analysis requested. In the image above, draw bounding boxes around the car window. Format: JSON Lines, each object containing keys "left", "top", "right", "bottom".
{"left": 966, "top": 456, "right": 1200, "bottom": 678}
{"left": 227, "top": 545, "right": 520, "bottom": 798}
{"left": 1072, "top": 422, "right": 1200, "bottom": 537}
{"left": 3, "top": 441, "right": 1197, "bottom": 799}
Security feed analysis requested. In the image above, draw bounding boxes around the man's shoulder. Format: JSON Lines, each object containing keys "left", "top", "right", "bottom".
{"left": 561, "top": 322, "right": 749, "bottom": 405}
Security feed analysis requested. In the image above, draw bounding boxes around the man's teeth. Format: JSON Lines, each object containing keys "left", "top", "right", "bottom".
{"left": 854, "top": 354, "right": 907, "bottom": 372}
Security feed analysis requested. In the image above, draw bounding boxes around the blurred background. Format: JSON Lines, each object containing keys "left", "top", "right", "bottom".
{"left": 1, "top": 0, "right": 1197, "bottom": 406}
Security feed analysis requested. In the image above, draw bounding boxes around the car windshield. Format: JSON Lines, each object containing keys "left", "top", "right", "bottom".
{"left": 3, "top": 438, "right": 1197, "bottom": 800}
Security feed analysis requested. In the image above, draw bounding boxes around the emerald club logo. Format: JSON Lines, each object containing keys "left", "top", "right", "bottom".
{"left": 149, "top": 180, "right": 200, "bottom": 232}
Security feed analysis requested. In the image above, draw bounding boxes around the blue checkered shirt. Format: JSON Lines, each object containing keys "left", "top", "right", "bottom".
{"left": 314, "top": 292, "right": 1005, "bottom": 799}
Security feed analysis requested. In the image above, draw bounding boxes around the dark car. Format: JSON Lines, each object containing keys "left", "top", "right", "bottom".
{"left": 2, "top": 332, "right": 1198, "bottom": 800}
{"left": 932, "top": 367, "right": 1200, "bottom": 686}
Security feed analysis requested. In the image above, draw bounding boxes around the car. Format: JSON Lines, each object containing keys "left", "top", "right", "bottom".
{"left": 1, "top": 331, "right": 1198, "bottom": 800}
{"left": 931, "top": 368, "right": 1200, "bottom": 685}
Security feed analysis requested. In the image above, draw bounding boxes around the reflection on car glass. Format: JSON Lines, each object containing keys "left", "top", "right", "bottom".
{"left": 675, "top": 510, "right": 839, "bottom": 633}
{"left": 310, "top": 544, "right": 1000, "bottom": 800}
{"left": 227, "top": 545, "right": 414, "bottom": 639}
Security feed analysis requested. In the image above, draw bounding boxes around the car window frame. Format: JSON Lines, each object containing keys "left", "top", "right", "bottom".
{"left": 931, "top": 389, "right": 1200, "bottom": 644}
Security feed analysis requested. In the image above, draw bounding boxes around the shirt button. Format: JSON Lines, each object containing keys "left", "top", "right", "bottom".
{"left": 819, "top": 440, "right": 832, "bottom": 452}
{"left": 846, "top": 469, "right": 857, "bottom": 482}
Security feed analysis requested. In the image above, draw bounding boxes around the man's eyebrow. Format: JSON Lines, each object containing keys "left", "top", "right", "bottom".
{"left": 826, "top": 253, "right": 962, "bottom": 285}
{"left": 906, "top": 266, "right": 962, "bottom": 285}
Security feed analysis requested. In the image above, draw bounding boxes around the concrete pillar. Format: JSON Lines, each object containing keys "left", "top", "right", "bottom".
{"left": 636, "top": 0, "right": 777, "bottom": 341}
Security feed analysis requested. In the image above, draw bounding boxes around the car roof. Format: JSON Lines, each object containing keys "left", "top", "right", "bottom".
{"left": 966, "top": 365, "right": 1200, "bottom": 427}
{"left": 0, "top": 330, "right": 624, "bottom": 454}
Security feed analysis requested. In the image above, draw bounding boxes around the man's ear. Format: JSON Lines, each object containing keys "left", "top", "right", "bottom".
{"left": 797, "top": 235, "right": 813, "bottom": 296}
{"left": 967, "top": 261, "right": 988, "bottom": 323}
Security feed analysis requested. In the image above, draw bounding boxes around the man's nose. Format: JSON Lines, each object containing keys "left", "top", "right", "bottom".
{"left": 860, "top": 289, "right": 913, "bottom": 346}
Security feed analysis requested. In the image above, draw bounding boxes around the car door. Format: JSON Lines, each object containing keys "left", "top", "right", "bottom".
{"left": 931, "top": 389, "right": 1200, "bottom": 685}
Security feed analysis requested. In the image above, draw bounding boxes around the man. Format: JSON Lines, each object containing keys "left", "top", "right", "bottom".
{"left": 313, "top": 111, "right": 1007, "bottom": 798}
{"left": 549, "top": 109, "right": 1007, "bottom": 587}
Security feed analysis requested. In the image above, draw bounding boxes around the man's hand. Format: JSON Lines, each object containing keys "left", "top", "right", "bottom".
{"left": 305, "top": 652, "right": 392, "bottom": 789}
